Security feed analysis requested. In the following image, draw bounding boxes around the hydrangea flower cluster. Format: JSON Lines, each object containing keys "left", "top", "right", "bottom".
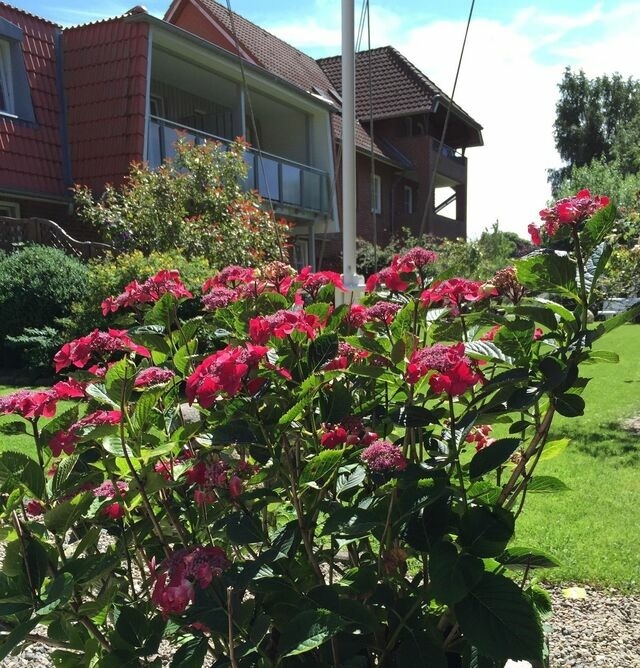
{"left": 249, "top": 309, "right": 323, "bottom": 344}
{"left": 320, "top": 417, "right": 378, "bottom": 449}
{"left": 407, "top": 342, "right": 483, "bottom": 396}
{"left": 151, "top": 546, "right": 230, "bottom": 617}
{"left": 0, "top": 379, "right": 84, "bottom": 419}
{"left": 365, "top": 246, "right": 438, "bottom": 292}
{"left": 133, "top": 367, "right": 176, "bottom": 388}
{"left": 360, "top": 439, "right": 407, "bottom": 474}
{"left": 528, "top": 188, "right": 610, "bottom": 244}
{"left": 54, "top": 329, "right": 149, "bottom": 373}
{"left": 101, "top": 269, "right": 193, "bottom": 315}
{"left": 49, "top": 410, "right": 122, "bottom": 457}
{"left": 421, "top": 278, "right": 497, "bottom": 315}
{"left": 465, "top": 424, "right": 496, "bottom": 452}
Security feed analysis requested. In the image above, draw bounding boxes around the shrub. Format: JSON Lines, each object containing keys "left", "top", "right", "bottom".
{"left": 66, "top": 250, "right": 212, "bottom": 337}
{"left": 0, "top": 245, "right": 87, "bottom": 367}
{"left": 0, "top": 191, "right": 629, "bottom": 666}
{"left": 73, "top": 139, "right": 290, "bottom": 267}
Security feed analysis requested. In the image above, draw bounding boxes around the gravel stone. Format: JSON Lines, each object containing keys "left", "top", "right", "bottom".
{"left": 2, "top": 582, "right": 638, "bottom": 666}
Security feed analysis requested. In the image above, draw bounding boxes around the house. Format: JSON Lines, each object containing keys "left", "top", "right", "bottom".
{"left": 1, "top": 0, "right": 483, "bottom": 268}
{"left": 0, "top": 1, "right": 339, "bottom": 264}
{"left": 166, "top": 0, "right": 483, "bottom": 255}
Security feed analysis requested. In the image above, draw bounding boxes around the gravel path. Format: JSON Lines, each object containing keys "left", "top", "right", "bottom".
{"left": 3, "top": 585, "right": 639, "bottom": 667}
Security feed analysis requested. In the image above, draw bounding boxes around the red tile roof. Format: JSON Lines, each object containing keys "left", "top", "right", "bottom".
{"left": 0, "top": 3, "right": 66, "bottom": 196}
{"left": 317, "top": 46, "right": 482, "bottom": 132}
{"left": 63, "top": 18, "right": 149, "bottom": 192}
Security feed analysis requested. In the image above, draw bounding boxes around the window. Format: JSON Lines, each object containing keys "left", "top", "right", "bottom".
{"left": 0, "top": 201, "right": 20, "bottom": 217}
{"left": 371, "top": 174, "right": 381, "bottom": 214}
{"left": 0, "top": 40, "right": 13, "bottom": 113}
{"left": 0, "top": 18, "right": 35, "bottom": 122}
{"left": 292, "top": 238, "right": 309, "bottom": 271}
{"left": 403, "top": 185, "right": 413, "bottom": 215}
{"left": 149, "top": 94, "right": 164, "bottom": 118}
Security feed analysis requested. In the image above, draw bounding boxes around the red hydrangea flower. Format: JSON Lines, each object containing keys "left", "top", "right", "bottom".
{"left": 92, "top": 480, "right": 129, "bottom": 498}
{"left": 0, "top": 389, "right": 58, "bottom": 420}
{"left": 465, "top": 424, "right": 496, "bottom": 452}
{"left": 134, "top": 367, "right": 175, "bottom": 388}
{"left": 321, "top": 417, "right": 378, "bottom": 449}
{"left": 394, "top": 247, "right": 438, "bottom": 272}
{"left": 421, "top": 278, "right": 497, "bottom": 315}
{"left": 49, "top": 410, "right": 122, "bottom": 457}
{"left": 366, "top": 266, "right": 409, "bottom": 293}
{"left": 202, "top": 286, "right": 239, "bottom": 311}
{"left": 529, "top": 189, "right": 610, "bottom": 244}
{"left": 151, "top": 546, "right": 230, "bottom": 617}
{"left": 360, "top": 439, "right": 407, "bottom": 474}
{"left": 249, "top": 309, "right": 322, "bottom": 345}
{"left": 102, "top": 503, "right": 125, "bottom": 520}
{"left": 101, "top": 270, "right": 192, "bottom": 315}
{"left": 365, "top": 301, "right": 402, "bottom": 325}
{"left": 323, "top": 342, "right": 369, "bottom": 370}
{"left": 54, "top": 329, "right": 149, "bottom": 373}
{"left": 203, "top": 266, "right": 256, "bottom": 292}
{"left": 25, "top": 499, "right": 45, "bottom": 516}
{"left": 186, "top": 344, "right": 268, "bottom": 407}
{"left": 296, "top": 266, "right": 346, "bottom": 298}
{"left": 345, "top": 304, "right": 368, "bottom": 329}
{"left": 406, "top": 343, "right": 483, "bottom": 396}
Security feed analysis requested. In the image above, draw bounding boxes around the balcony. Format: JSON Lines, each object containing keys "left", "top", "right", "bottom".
{"left": 147, "top": 116, "right": 330, "bottom": 215}
{"left": 429, "top": 139, "right": 467, "bottom": 186}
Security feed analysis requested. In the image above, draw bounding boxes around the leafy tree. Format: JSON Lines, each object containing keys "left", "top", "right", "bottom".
{"left": 73, "top": 139, "right": 289, "bottom": 268}
{"left": 550, "top": 68, "right": 640, "bottom": 192}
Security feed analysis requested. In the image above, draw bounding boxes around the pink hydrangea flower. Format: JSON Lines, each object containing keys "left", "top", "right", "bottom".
{"left": 360, "top": 439, "right": 407, "bottom": 474}
{"left": 101, "top": 270, "right": 192, "bottom": 315}
{"left": 407, "top": 343, "right": 483, "bottom": 396}
{"left": 134, "top": 367, "right": 175, "bottom": 388}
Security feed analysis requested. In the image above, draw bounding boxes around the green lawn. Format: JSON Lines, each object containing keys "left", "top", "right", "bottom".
{"left": 515, "top": 324, "right": 640, "bottom": 591}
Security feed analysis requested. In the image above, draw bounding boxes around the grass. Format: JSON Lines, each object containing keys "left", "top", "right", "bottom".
{"left": 1, "top": 326, "right": 639, "bottom": 591}
{"left": 515, "top": 323, "right": 640, "bottom": 591}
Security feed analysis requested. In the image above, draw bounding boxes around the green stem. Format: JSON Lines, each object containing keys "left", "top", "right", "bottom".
{"left": 448, "top": 395, "right": 468, "bottom": 510}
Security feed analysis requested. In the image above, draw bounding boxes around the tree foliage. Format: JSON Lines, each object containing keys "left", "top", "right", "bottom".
{"left": 550, "top": 68, "right": 640, "bottom": 192}
{"left": 73, "top": 139, "right": 289, "bottom": 268}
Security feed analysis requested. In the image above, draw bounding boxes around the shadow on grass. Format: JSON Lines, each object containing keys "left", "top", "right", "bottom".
{"left": 557, "top": 420, "right": 640, "bottom": 464}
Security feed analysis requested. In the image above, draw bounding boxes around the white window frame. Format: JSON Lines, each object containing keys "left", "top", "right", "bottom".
{"left": 403, "top": 185, "right": 413, "bottom": 214}
{"left": 0, "top": 40, "right": 14, "bottom": 115}
{"left": 0, "top": 201, "right": 20, "bottom": 217}
{"left": 371, "top": 174, "right": 381, "bottom": 214}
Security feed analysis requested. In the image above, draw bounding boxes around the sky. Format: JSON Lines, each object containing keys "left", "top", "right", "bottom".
{"left": 19, "top": 0, "right": 640, "bottom": 239}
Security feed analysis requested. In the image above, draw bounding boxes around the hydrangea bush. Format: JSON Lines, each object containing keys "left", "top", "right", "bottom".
{"left": 0, "top": 192, "right": 634, "bottom": 667}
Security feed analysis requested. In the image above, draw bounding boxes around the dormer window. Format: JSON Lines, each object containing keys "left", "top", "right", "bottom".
{"left": 0, "top": 18, "right": 35, "bottom": 122}
{"left": 0, "top": 40, "right": 13, "bottom": 114}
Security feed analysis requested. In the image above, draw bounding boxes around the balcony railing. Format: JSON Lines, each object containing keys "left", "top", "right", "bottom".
{"left": 147, "top": 116, "right": 330, "bottom": 214}
{"left": 431, "top": 139, "right": 465, "bottom": 164}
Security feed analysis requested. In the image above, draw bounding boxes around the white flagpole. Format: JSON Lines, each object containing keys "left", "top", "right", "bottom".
{"left": 338, "top": 0, "right": 364, "bottom": 304}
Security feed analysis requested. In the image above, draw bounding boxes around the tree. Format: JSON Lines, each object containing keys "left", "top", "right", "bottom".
{"left": 73, "top": 139, "right": 289, "bottom": 268}
{"left": 550, "top": 68, "right": 640, "bottom": 192}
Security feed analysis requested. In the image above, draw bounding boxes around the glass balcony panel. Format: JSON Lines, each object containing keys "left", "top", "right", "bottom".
{"left": 282, "top": 164, "right": 302, "bottom": 206}
{"left": 302, "top": 170, "right": 322, "bottom": 211}
{"left": 256, "top": 157, "right": 280, "bottom": 202}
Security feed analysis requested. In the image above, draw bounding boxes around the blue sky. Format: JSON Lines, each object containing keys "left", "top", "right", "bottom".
{"left": 17, "top": 0, "right": 640, "bottom": 237}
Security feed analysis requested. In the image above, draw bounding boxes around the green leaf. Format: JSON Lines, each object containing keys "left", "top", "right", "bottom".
{"left": 394, "top": 630, "right": 448, "bottom": 668}
{"left": 454, "top": 572, "right": 544, "bottom": 661}
{"left": 584, "top": 242, "right": 612, "bottom": 302}
{"left": 336, "top": 466, "right": 366, "bottom": 498}
{"left": 224, "top": 512, "right": 264, "bottom": 545}
{"left": 144, "top": 292, "right": 176, "bottom": 326}
{"left": 512, "top": 305, "right": 560, "bottom": 331}
{"left": 0, "top": 451, "right": 45, "bottom": 499}
{"left": 497, "top": 547, "right": 561, "bottom": 570}
{"left": 538, "top": 438, "right": 570, "bottom": 462}
{"left": 389, "top": 405, "right": 440, "bottom": 427}
{"left": 319, "top": 382, "right": 353, "bottom": 423}
{"left": 321, "top": 507, "right": 380, "bottom": 537}
{"left": 300, "top": 450, "right": 343, "bottom": 486}
{"left": 37, "top": 572, "right": 74, "bottom": 615}
{"left": 115, "top": 606, "right": 150, "bottom": 648}
{"left": 0, "top": 617, "right": 38, "bottom": 662}
{"left": 469, "top": 438, "right": 521, "bottom": 479}
{"left": 44, "top": 492, "right": 93, "bottom": 534}
{"left": 527, "top": 476, "right": 569, "bottom": 493}
{"left": 459, "top": 506, "right": 515, "bottom": 557}
{"left": 308, "top": 333, "right": 339, "bottom": 370}
{"left": 52, "top": 455, "right": 79, "bottom": 496}
{"left": 584, "top": 350, "right": 619, "bottom": 364}
{"left": 595, "top": 300, "right": 640, "bottom": 336}
{"left": 24, "top": 538, "right": 49, "bottom": 592}
{"left": 132, "top": 390, "right": 159, "bottom": 433}
{"left": 554, "top": 393, "right": 585, "bottom": 417}
{"left": 173, "top": 339, "right": 198, "bottom": 375}
{"left": 493, "top": 320, "right": 535, "bottom": 362}
{"left": 279, "top": 608, "right": 343, "bottom": 658}
{"left": 464, "top": 340, "right": 513, "bottom": 365}
{"left": 84, "top": 383, "right": 119, "bottom": 408}
{"left": 579, "top": 201, "right": 616, "bottom": 255}
{"left": 170, "top": 637, "right": 207, "bottom": 668}
{"left": 515, "top": 252, "right": 578, "bottom": 300}
{"left": 430, "top": 541, "right": 484, "bottom": 605}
